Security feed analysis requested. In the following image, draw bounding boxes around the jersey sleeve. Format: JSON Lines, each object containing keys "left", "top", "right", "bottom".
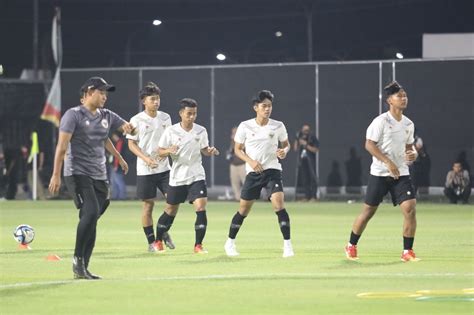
{"left": 201, "top": 129, "right": 209, "bottom": 149}
{"left": 406, "top": 124, "right": 415, "bottom": 144}
{"left": 158, "top": 127, "right": 171, "bottom": 148}
{"left": 234, "top": 123, "right": 246, "bottom": 144}
{"left": 126, "top": 116, "right": 139, "bottom": 141}
{"left": 278, "top": 122, "right": 288, "bottom": 142}
{"left": 109, "top": 110, "right": 127, "bottom": 132}
{"left": 59, "top": 109, "right": 78, "bottom": 134}
{"left": 366, "top": 118, "right": 383, "bottom": 142}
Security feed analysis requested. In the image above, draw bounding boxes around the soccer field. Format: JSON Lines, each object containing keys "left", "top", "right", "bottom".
{"left": 0, "top": 201, "right": 472, "bottom": 314}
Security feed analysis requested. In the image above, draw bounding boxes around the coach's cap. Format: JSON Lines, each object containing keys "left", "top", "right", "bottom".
{"left": 80, "top": 77, "right": 116, "bottom": 93}
{"left": 383, "top": 81, "right": 403, "bottom": 96}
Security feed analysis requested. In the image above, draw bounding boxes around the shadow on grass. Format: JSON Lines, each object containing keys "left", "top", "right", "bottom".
{"left": 327, "top": 259, "right": 401, "bottom": 269}
{"left": 1, "top": 281, "right": 74, "bottom": 298}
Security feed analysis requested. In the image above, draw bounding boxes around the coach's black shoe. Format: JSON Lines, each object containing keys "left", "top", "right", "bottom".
{"left": 85, "top": 269, "right": 102, "bottom": 280}
{"left": 73, "top": 256, "right": 93, "bottom": 280}
{"left": 163, "top": 232, "right": 175, "bottom": 250}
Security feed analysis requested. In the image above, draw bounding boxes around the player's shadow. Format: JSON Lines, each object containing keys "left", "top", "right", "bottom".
{"left": 327, "top": 260, "right": 401, "bottom": 269}
{"left": 0, "top": 282, "right": 73, "bottom": 298}
{"left": 178, "top": 255, "right": 273, "bottom": 264}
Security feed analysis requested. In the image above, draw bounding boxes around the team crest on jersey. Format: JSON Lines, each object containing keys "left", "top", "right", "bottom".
{"left": 195, "top": 137, "right": 200, "bottom": 142}
{"left": 162, "top": 124, "right": 166, "bottom": 129}
{"left": 269, "top": 132, "right": 275, "bottom": 138}
{"left": 101, "top": 119, "right": 109, "bottom": 129}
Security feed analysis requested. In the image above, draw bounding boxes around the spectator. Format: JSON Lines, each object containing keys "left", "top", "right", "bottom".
{"left": 110, "top": 132, "right": 127, "bottom": 200}
{"left": 444, "top": 161, "right": 471, "bottom": 204}
{"left": 293, "top": 124, "right": 319, "bottom": 201}
{"left": 345, "top": 147, "right": 362, "bottom": 194}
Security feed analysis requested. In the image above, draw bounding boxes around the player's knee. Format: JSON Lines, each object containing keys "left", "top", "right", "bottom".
{"left": 143, "top": 200, "right": 154, "bottom": 213}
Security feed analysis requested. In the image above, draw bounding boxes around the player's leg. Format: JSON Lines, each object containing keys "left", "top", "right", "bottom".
{"left": 393, "top": 176, "right": 419, "bottom": 261}
{"left": 157, "top": 171, "right": 175, "bottom": 249}
{"left": 142, "top": 199, "right": 157, "bottom": 251}
{"left": 268, "top": 169, "right": 293, "bottom": 257}
{"left": 65, "top": 175, "right": 101, "bottom": 279}
{"left": 193, "top": 197, "right": 208, "bottom": 253}
{"left": 225, "top": 172, "right": 262, "bottom": 256}
{"left": 137, "top": 175, "right": 159, "bottom": 250}
{"left": 345, "top": 175, "right": 387, "bottom": 260}
{"left": 186, "top": 180, "right": 208, "bottom": 253}
{"left": 155, "top": 184, "right": 184, "bottom": 251}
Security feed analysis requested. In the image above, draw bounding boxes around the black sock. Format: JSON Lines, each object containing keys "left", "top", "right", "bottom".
{"left": 156, "top": 212, "right": 174, "bottom": 241}
{"left": 143, "top": 225, "right": 155, "bottom": 244}
{"left": 276, "top": 208, "right": 291, "bottom": 240}
{"left": 349, "top": 231, "right": 361, "bottom": 245}
{"left": 195, "top": 211, "right": 207, "bottom": 246}
{"left": 403, "top": 236, "right": 414, "bottom": 250}
{"left": 228, "top": 212, "right": 246, "bottom": 239}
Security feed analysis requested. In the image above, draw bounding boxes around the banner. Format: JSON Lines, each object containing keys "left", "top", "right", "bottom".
{"left": 40, "top": 7, "right": 62, "bottom": 127}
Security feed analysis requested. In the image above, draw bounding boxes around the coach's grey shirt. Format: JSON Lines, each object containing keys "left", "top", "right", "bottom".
{"left": 60, "top": 105, "right": 126, "bottom": 180}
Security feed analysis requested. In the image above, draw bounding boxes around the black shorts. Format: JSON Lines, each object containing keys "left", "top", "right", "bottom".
{"left": 136, "top": 171, "right": 170, "bottom": 200}
{"left": 64, "top": 175, "right": 110, "bottom": 217}
{"left": 241, "top": 169, "right": 284, "bottom": 201}
{"left": 365, "top": 175, "right": 415, "bottom": 207}
{"left": 166, "top": 180, "right": 207, "bottom": 205}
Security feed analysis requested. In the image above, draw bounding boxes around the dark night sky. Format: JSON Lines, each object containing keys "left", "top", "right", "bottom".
{"left": 0, "top": 0, "right": 473, "bottom": 77}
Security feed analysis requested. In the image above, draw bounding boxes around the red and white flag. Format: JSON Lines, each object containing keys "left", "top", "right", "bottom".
{"left": 41, "top": 7, "right": 62, "bottom": 127}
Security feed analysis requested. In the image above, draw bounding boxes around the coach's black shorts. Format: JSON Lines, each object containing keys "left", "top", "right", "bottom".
{"left": 365, "top": 175, "right": 415, "bottom": 207}
{"left": 64, "top": 175, "right": 110, "bottom": 217}
{"left": 166, "top": 180, "right": 207, "bottom": 205}
{"left": 136, "top": 171, "right": 170, "bottom": 200}
{"left": 241, "top": 169, "right": 284, "bottom": 201}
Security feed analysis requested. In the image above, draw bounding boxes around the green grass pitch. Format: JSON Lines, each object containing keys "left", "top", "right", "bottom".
{"left": 1, "top": 200, "right": 473, "bottom": 314}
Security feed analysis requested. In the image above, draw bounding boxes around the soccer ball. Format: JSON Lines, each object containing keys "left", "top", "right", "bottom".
{"left": 13, "top": 224, "right": 35, "bottom": 244}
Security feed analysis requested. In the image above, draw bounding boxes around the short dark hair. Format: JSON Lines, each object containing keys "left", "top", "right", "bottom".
{"left": 383, "top": 81, "right": 403, "bottom": 98}
{"left": 252, "top": 90, "right": 274, "bottom": 105}
{"left": 179, "top": 98, "right": 198, "bottom": 110}
{"left": 139, "top": 82, "right": 161, "bottom": 100}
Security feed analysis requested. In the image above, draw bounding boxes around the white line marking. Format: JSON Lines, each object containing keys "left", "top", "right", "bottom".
{"left": 1, "top": 273, "right": 473, "bottom": 289}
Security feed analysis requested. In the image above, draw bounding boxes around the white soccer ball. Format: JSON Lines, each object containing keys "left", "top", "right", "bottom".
{"left": 13, "top": 224, "right": 35, "bottom": 244}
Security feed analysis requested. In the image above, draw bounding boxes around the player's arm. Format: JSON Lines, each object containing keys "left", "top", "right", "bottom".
{"left": 365, "top": 139, "right": 400, "bottom": 179}
{"left": 201, "top": 146, "right": 220, "bottom": 156}
{"left": 276, "top": 140, "right": 290, "bottom": 159}
{"left": 49, "top": 131, "right": 72, "bottom": 194}
{"left": 405, "top": 143, "right": 418, "bottom": 162}
{"left": 128, "top": 139, "right": 158, "bottom": 168}
{"left": 105, "top": 138, "right": 129, "bottom": 174}
{"left": 158, "top": 145, "right": 179, "bottom": 158}
{"left": 305, "top": 142, "right": 319, "bottom": 154}
{"left": 235, "top": 142, "right": 263, "bottom": 173}
{"left": 117, "top": 122, "right": 137, "bottom": 136}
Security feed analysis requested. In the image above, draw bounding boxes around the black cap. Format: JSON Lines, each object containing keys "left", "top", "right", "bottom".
{"left": 80, "top": 77, "right": 115, "bottom": 94}
{"left": 383, "top": 81, "right": 403, "bottom": 97}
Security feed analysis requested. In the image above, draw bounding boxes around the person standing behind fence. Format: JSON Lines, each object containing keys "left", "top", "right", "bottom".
{"left": 293, "top": 124, "right": 319, "bottom": 201}
{"left": 49, "top": 77, "right": 136, "bottom": 280}
{"left": 226, "top": 127, "right": 246, "bottom": 201}
{"left": 127, "top": 82, "right": 175, "bottom": 253}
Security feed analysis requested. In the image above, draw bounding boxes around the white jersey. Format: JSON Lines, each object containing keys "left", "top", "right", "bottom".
{"left": 234, "top": 118, "right": 288, "bottom": 174}
{"left": 127, "top": 111, "right": 171, "bottom": 176}
{"left": 366, "top": 111, "right": 415, "bottom": 177}
{"left": 158, "top": 123, "right": 209, "bottom": 186}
